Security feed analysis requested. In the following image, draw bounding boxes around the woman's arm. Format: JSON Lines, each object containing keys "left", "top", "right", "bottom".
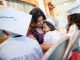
{"left": 40, "top": 44, "right": 53, "bottom": 53}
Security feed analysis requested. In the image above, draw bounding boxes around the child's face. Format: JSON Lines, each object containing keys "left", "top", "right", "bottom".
{"left": 43, "top": 23, "right": 50, "bottom": 33}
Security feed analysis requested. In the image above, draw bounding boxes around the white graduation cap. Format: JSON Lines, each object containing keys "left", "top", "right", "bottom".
{"left": 46, "top": 17, "right": 55, "bottom": 26}
{"left": 46, "top": 16, "right": 58, "bottom": 27}
{"left": 0, "top": 6, "right": 32, "bottom": 36}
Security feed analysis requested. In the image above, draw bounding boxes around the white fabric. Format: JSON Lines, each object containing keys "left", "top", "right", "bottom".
{"left": 0, "top": 36, "right": 43, "bottom": 60}
{"left": 0, "top": 6, "right": 32, "bottom": 36}
{"left": 46, "top": 17, "right": 55, "bottom": 26}
{"left": 67, "top": 24, "right": 78, "bottom": 37}
{"left": 67, "top": 24, "right": 80, "bottom": 47}
{"left": 46, "top": 16, "right": 59, "bottom": 28}
{"left": 43, "top": 30, "right": 61, "bottom": 44}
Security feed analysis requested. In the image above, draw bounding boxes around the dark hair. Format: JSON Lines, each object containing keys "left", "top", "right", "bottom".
{"left": 67, "top": 13, "right": 80, "bottom": 32}
{"left": 29, "top": 8, "right": 46, "bottom": 31}
{"left": 43, "top": 21, "right": 55, "bottom": 31}
{"left": 30, "top": 8, "right": 46, "bottom": 24}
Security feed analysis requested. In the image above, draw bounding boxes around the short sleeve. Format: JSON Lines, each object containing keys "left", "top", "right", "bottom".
{"left": 67, "top": 24, "right": 78, "bottom": 37}
{"left": 43, "top": 32, "right": 52, "bottom": 44}
{"left": 44, "top": 31, "right": 61, "bottom": 44}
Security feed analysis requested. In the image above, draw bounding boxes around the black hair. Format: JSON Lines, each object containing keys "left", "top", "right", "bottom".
{"left": 43, "top": 21, "right": 55, "bottom": 31}
{"left": 29, "top": 8, "right": 46, "bottom": 24}
{"left": 29, "top": 8, "right": 46, "bottom": 31}
{"left": 67, "top": 13, "right": 80, "bottom": 32}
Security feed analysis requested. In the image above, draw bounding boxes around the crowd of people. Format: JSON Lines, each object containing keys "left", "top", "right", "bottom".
{"left": 0, "top": 5, "right": 80, "bottom": 60}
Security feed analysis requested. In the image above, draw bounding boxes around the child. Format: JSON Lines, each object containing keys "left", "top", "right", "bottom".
{"left": 67, "top": 13, "right": 80, "bottom": 49}
{"left": 43, "top": 18, "right": 61, "bottom": 45}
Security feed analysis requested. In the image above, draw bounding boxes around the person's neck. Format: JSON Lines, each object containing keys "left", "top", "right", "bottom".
{"left": 0, "top": 35, "right": 8, "bottom": 44}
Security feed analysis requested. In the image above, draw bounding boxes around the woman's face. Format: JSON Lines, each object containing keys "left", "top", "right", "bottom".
{"left": 36, "top": 16, "right": 44, "bottom": 28}
{"left": 43, "top": 23, "right": 50, "bottom": 33}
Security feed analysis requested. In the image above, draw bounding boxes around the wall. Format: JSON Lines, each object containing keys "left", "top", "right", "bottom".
{"left": 37, "top": 0, "right": 46, "bottom": 15}
{"left": 3, "top": 0, "right": 35, "bottom": 13}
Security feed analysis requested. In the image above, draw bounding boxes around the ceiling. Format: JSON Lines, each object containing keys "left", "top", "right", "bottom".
{"left": 51, "top": 0, "right": 75, "bottom": 5}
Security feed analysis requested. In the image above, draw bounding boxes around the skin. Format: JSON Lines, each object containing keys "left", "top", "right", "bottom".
{"left": 28, "top": 16, "right": 44, "bottom": 40}
{"left": 28, "top": 16, "right": 53, "bottom": 52}
{"left": 36, "top": 16, "right": 44, "bottom": 28}
{"left": 43, "top": 23, "right": 50, "bottom": 33}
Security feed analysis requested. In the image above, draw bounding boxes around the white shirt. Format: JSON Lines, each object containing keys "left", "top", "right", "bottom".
{"left": 43, "top": 30, "right": 61, "bottom": 44}
{"left": 67, "top": 24, "right": 80, "bottom": 47}
{"left": 0, "top": 36, "right": 43, "bottom": 60}
{"left": 67, "top": 24, "right": 78, "bottom": 37}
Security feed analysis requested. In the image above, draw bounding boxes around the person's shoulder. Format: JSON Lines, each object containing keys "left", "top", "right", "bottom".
{"left": 26, "top": 36, "right": 37, "bottom": 42}
{"left": 25, "top": 36, "right": 40, "bottom": 46}
{"left": 45, "top": 31, "right": 52, "bottom": 36}
{"left": 45, "top": 31, "right": 60, "bottom": 36}
{"left": 46, "top": 31, "right": 52, "bottom": 34}
{"left": 51, "top": 30, "right": 61, "bottom": 36}
{"left": 27, "top": 31, "right": 33, "bottom": 36}
{"left": 50, "top": 30, "right": 59, "bottom": 34}
{"left": 52, "top": 30, "right": 60, "bottom": 33}
{"left": 71, "top": 24, "right": 77, "bottom": 28}
{"left": 44, "top": 31, "right": 56, "bottom": 39}
{"left": 69, "top": 24, "right": 78, "bottom": 30}
{"left": 9, "top": 36, "right": 39, "bottom": 46}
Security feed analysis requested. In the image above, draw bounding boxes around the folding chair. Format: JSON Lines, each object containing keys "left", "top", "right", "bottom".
{"left": 42, "top": 36, "right": 69, "bottom": 60}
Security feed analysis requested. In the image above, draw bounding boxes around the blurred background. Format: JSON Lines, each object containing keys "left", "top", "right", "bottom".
{"left": 0, "top": 0, "right": 80, "bottom": 31}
